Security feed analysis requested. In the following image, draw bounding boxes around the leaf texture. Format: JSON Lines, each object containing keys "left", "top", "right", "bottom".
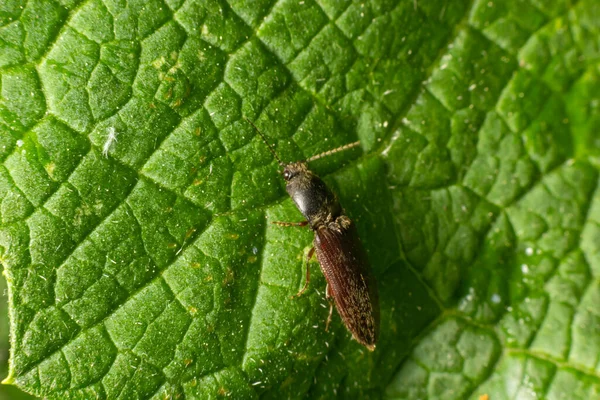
{"left": 0, "top": 0, "right": 599, "bottom": 399}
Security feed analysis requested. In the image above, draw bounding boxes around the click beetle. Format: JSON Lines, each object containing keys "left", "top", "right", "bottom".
{"left": 246, "top": 118, "right": 380, "bottom": 350}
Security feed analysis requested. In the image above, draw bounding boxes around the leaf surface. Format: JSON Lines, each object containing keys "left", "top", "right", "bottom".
{"left": 0, "top": 0, "right": 599, "bottom": 399}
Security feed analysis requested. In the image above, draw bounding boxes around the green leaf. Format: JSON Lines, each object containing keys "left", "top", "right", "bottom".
{"left": 0, "top": 275, "right": 35, "bottom": 400}
{"left": 1, "top": 0, "right": 599, "bottom": 399}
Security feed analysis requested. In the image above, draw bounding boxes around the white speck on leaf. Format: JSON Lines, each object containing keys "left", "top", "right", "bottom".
{"left": 102, "top": 127, "right": 119, "bottom": 157}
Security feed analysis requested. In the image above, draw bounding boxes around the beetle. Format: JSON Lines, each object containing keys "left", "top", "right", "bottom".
{"left": 245, "top": 118, "right": 380, "bottom": 351}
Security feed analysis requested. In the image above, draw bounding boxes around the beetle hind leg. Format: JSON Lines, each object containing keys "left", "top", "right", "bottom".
{"left": 325, "top": 284, "right": 334, "bottom": 332}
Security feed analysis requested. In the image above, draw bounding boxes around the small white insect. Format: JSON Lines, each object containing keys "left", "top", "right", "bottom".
{"left": 102, "top": 127, "right": 119, "bottom": 157}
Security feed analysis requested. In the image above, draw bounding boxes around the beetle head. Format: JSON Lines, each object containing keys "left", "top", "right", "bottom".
{"left": 282, "top": 162, "right": 308, "bottom": 182}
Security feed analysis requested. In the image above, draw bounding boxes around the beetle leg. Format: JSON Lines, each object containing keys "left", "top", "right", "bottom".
{"left": 291, "top": 246, "right": 315, "bottom": 298}
{"left": 325, "top": 303, "right": 334, "bottom": 332}
{"left": 272, "top": 221, "right": 309, "bottom": 227}
{"left": 325, "top": 284, "right": 334, "bottom": 332}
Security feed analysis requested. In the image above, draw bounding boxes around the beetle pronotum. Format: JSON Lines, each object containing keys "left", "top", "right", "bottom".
{"left": 246, "top": 118, "right": 380, "bottom": 351}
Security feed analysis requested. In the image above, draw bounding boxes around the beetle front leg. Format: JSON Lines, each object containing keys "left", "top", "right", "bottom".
{"left": 291, "top": 246, "right": 315, "bottom": 299}
{"left": 272, "top": 221, "right": 309, "bottom": 227}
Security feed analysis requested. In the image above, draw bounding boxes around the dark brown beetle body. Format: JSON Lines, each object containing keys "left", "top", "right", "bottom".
{"left": 283, "top": 162, "right": 379, "bottom": 350}
{"left": 245, "top": 118, "right": 379, "bottom": 350}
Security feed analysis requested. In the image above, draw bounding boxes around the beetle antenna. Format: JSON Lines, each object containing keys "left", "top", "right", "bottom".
{"left": 244, "top": 117, "right": 285, "bottom": 166}
{"left": 305, "top": 141, "right": 361, "bottom": 163}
